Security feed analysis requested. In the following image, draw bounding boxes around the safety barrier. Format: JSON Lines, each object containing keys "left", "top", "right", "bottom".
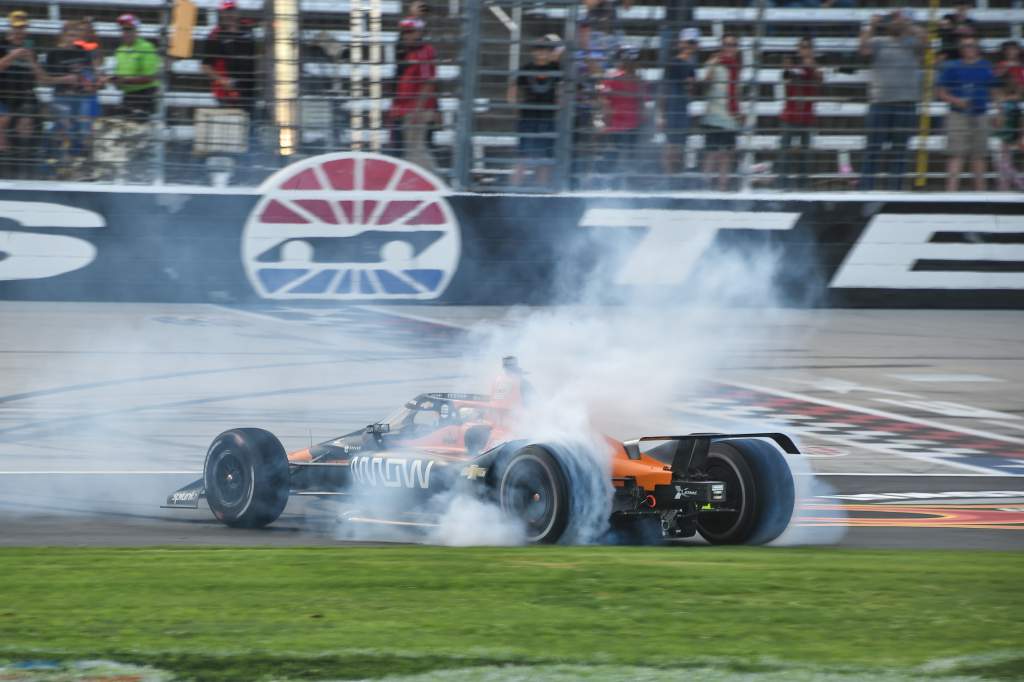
{"left": 0, "top": 152, "right": 1021, "bottom": 308}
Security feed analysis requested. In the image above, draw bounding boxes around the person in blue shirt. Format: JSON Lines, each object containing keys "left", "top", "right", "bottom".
{"left": 938, "top": 37, "right": 995, "bottom": 191}
{"left": 660, "top": 28, "right": 699, "bottom": 177}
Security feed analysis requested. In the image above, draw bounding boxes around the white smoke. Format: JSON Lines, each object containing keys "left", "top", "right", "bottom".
{"left": 429, "top": 494, "right": 526, "bottom": 546}
{"left": 439, "top": 208, "right": 841, "bottom": 547}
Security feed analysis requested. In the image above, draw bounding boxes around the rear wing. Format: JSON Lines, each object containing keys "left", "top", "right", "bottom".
{"left": 622, "top": 433, "right": 800, "bottom": 477}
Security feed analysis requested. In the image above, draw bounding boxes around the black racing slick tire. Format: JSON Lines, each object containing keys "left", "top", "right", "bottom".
{"left": 498, "top": 445, "right": 570, "bottom": 544}
{"left": 695, "top": 438, "right": 795, "bottom": 545}
{"left": 204, "top": 428, "right": 289, "bottom": 529}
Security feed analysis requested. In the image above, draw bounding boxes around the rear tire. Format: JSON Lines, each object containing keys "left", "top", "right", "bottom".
{"left": 498, "top": 445, "right": 570, "bottom": 544}
{"left": 204, "top": 428, "right": 289, "bottom": 528}
{"left": 696, "top": 439, "right": 795, "bottom": 545}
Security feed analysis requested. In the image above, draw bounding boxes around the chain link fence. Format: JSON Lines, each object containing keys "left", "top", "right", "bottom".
{"left": 0, "top": 0, "right": 1021, "bottom": 190}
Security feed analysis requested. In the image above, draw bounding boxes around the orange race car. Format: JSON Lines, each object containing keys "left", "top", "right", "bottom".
{"left": 166, "top": 357, "right": 798, "bottom": 545}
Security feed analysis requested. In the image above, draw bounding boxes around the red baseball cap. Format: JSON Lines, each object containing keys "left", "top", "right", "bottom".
{"left": 117, "top": 13, "right": 140, "bottom": 28}
{"left": 399, "top": 17, "right": 425, "bottom": 32}
{"left": 219, "top": 0, "right": 238, "bottom": 10}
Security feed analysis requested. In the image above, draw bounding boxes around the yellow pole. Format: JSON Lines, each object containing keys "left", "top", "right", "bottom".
{"left": 914, "top": 0, "right": 941, "bottom": 188}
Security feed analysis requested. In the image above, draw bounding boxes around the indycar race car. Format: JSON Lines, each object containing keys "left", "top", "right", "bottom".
{"left": 166, "top": 357, "right": 798, "bottom": 545}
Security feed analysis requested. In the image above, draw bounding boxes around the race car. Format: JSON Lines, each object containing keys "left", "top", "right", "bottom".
{"left": 166, "top": 357, "right": 798, "bottom": 545}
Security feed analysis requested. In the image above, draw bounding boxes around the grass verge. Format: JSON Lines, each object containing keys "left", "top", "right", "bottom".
{"left": 1, "top": 546, "right": 1022, "bottom": 680}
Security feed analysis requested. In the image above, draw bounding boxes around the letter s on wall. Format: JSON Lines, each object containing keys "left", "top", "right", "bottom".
{"left": 0, "top": 201, "right": 104, "bottom": 281}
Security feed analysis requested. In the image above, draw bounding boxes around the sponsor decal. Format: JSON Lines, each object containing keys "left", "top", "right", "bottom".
{"left": 242, "top": 151, "right": 461, "bottom": 301}
{"left": 0, "top": 201, "right": 103, "bottom": 281}
{"left": 578, "top": 208, "right": 800, "bottom": 286}
{"left": 832, "top": 214, "right": 1024, "bottom": 290}
{"left": 674, "top": 486, "right": 700, "bottom": 500}
{"left": 461, "top": 464, "right": 487, "bottom": 480}
{"left": 170, "top": 489, "right": 201, "bottom": 503}
{"left": 349, "top": 455, "right": 437, "bottom": 489}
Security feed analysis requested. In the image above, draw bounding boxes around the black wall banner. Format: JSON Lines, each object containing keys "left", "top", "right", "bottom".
{"left": 0, "top": 152, "right": 1021, "bottom": 308}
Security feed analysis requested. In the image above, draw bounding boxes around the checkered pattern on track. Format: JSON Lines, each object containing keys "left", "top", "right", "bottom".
{"left": 692, "top": 384, "right": 1024, "bottom": 476}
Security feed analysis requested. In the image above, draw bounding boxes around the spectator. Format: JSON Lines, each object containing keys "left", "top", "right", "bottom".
{"left": 570, "top": 48, "right": 605, "bottom": 183}
{"left": 405, "top": 0, "right": 430, "bottom": 21}
{"left": 390, "top": 17, "right": 437, "bottom": 173}
{"left": 74, "top": 18, "right": 104, "bottom": 135}
{"left": 112, "top": 14, "right": 161, "bottom": 120}
{"left": 994, "top": 40, "right": 1024, "bottom": 191}
{"left": 0, "top": 10, "right": 47, "bottom": 177}
{"left": 939, "top": 1, "right": 977, "bottom": 61}
{"left": 579, "top": 1, "right": 622, "bottom": 67}
{"left": 201, "top": 0, "right": 259, "bottom": 119}
{"left": 938, "top": 36, "right": 995, "bottom": 192}
{"left": 508, "top": 35, "right": 561, "bottom": 187}
{"left": 660, "top": 28, "right": 699, "bottom": 176}
{"left": 858, "top": 11, "right": 925, "bottom": 191}
{"left": 43, "top": 21, "right": 97, "bottom": 167}
{"left": 702, "top": 33, "right": 742, "bottom": 191}
{"left": 598, "top": 46, "right": 645, "bottom": 187}
{"left": 779, "top": 37, "right": 821, "bottom": 189}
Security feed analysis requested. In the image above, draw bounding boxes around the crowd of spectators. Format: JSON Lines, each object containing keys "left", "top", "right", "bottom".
{"left": 0, "top": 0, "right": 1021, "bottom": 191}
{"left": 488, "top": 0, "right": 1023, "bottom": 191}
{"left": 0, "top": 3, "right": 257, "bottom": 179}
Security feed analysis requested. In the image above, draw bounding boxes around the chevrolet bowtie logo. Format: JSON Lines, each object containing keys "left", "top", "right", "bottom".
{"left": 461, "top": 464, "right": 488, "bottom": 480}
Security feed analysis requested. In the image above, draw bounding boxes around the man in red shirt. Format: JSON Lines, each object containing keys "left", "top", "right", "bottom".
{"left": 201, "top": 0, "right": 258, "bottom": 117}
{"left": 598, "top": 47, "right": 645, "bottom": 187}
{"left": 390, "top": 17, "right": 437, "bottom": 173}
{"left": 779, "top": 37, "right": 821, "bottom": 189}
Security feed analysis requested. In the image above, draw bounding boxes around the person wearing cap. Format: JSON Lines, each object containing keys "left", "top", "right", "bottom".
{"left": 0, "top": 10, "right": 48, "bottom": 176}
{"left": 598, "top": 46, "right": 646, "bottom": 188}
{"left": 660, "top": 28, "right": 699, "bottom": 177}
{"left": 939, "top": 1, "right": 977, "bottom": 62}
{"left": 508, "top": 34, "right": 562, "bottom": 186}
{"left": 201, "top": 0, "right": 258, "bottom": 118}
{"left": 858, "top": 11, "right": 925, "bottom": 190}
{"left": 112, "top": 13, "right": 161, "bottom": 120}
{"left": 391, "top": 17, "right": 437, "bottom": 173}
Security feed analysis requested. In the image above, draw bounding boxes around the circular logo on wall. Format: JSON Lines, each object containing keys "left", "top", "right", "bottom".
{"left": 242, "top": 152, "right": 461, "bottom": 300}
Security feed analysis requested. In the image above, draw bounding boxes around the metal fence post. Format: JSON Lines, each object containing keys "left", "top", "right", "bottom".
{"left": 553, "top": 3, "right": 577, "bottom": 192}
{"left": 154, "top": 0, "right": 171, "bottom": 184}
{"left": 453, "top": 1, "right": 482, "bottom": 191}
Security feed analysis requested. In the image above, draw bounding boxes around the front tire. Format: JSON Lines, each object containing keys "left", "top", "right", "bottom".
{"left": 498, "top": 445, "right": 570, "bottom": 544}
{"left": 696, "top": 438, "right": 795, "bottom": 545}
{"left": 204, "top": 428, "right": 289, "bottom": 528}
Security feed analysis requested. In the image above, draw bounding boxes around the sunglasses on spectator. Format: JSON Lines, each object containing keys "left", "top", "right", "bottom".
{"left": 723, "top": 41, "right": 738, "bottom": 47}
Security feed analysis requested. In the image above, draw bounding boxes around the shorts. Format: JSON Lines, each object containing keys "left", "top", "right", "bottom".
{"left": 946, "top": 110, "right": 990, "bottom": 157}
{"left": 704, "top": 125, "right": 737, "bottom": 151}
{"left": 665, "top": 110, "right": 689, "bottom": 146}
{"left": 0, "top": 98, "right": 38, "bottom": 117}
{"left": 517, "top": 116, "right": 556, "bottom": 159}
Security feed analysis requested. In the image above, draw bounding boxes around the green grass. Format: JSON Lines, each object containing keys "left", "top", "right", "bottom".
{"left": 1, "top": 546, "right": 1022, "bottom": 680}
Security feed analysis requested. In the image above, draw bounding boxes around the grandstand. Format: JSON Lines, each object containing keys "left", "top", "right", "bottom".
{"left": 0, "top": 0, "right": 1021, "bottom": 190}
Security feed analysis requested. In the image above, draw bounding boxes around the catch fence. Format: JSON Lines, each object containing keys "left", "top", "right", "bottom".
{"left": 0, "top": 0, "right": 1021, "bottom": 190}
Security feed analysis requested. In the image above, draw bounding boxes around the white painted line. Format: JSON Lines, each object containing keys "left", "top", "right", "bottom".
{"left": 722, "top": 379, "right": 1024, "bottom": 446}
{"left": 0, "top": 470, "right": 197, "bottom": 475}
{"left": 810, "top": 472, "right": 1024, "bottom": 477}
{"left": 888, "top": 373, "right": 1004, "bottom": 383}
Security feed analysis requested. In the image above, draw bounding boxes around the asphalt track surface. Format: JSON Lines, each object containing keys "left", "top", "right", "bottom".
{"left": 0, "top": 302, "right": 1022, "bottom": 550}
